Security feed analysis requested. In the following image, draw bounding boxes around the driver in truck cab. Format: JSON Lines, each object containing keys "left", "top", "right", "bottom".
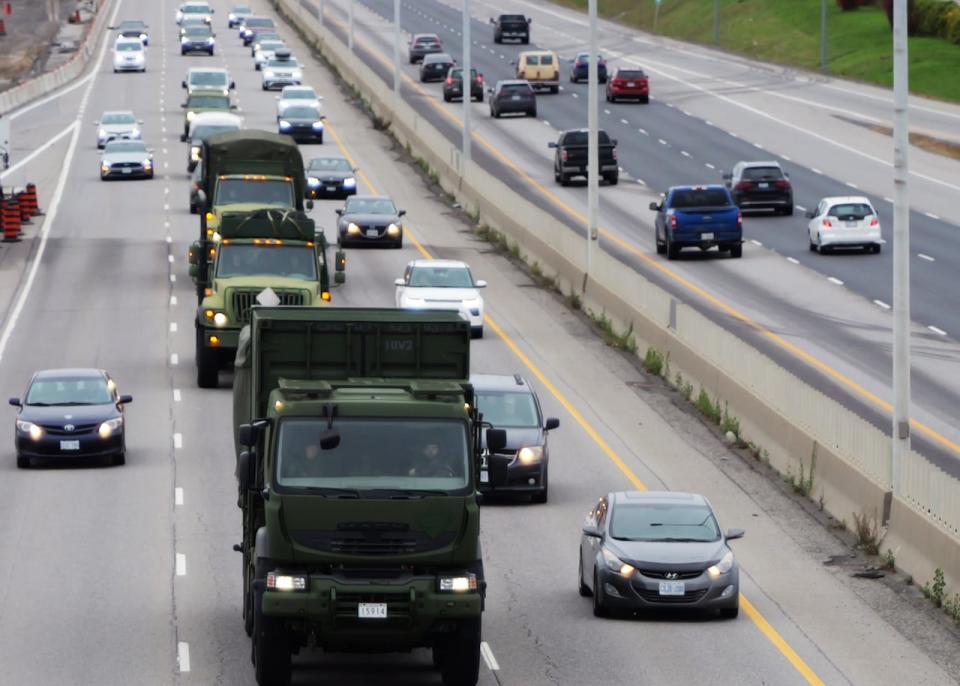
{"left": 408, "top": 439, "right": 461, "bottom": 478}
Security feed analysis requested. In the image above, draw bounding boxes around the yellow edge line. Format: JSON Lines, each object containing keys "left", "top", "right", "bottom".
{"left": 322, "top": 28, "right": 827, "bottom": 686}
{"left": 328, "top": 14, "right": 960, "bottom": 459}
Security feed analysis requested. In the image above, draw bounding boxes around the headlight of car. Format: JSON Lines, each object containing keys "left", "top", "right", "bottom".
{"left": 143, "top": 158, "right": 153, "bottom": 168}
{"left": 601, "top": 548, "right": 636, "bottom": 577}
{"left": 98, "top": 417, "right": 123, "bottom": 439}
{"left": 346, "top": 222, "right": 361, "bottom": 235}
{"left": 131, "top": 128, "right": 141, "bottom": 138}
{"left": 186, "top": 111, "right": 196, "bottom": 121}
{"left": 438, "top": 573, "right": 478, "bottom": 593}
{"left": 264, "top": 70, "right": 276, "bottom": 78}
{"left": 307, "top": 176, "right": 320, "bottom": 187}
{"left": 139, "top": 33, "right": 147, "bottom": 40}
{"left": 278, "top": 119, "right": 291, "bottom": 130}
{"left": 190, "top": 146, "right": 201, "bottom": 161}
{"left": 517, "top": 446, "right": 543, "bottom": 464}
{"left": 266, "top": 571, "right": 308, "bottom": 592}
{"left": 16, "top": 420, "right": 43, "bottom": 441}
{"left": 98, "top": 128, "right": 107, "bottom": 139}
{"left": 100, "top": 163, "right": 110, "bottom": 173}
{"left": 386, "top": 223, "right": 401, "bottom": 236}
{"left": 343, "top": 177, "right": 356, "bottom": 188}
{"left": 707, "top": 550, "right": 734, "bottom": 577}
{"left": 181, "top": 37, "right": 189, "bottom": 44}
{"left": 207, "top": 37, "right": 215, "bottom": 44}
{"left": 311, "top": 120, "right": 324, "bottom": 130}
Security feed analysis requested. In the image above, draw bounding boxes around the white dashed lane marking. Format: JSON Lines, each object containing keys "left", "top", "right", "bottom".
{"left": 176, "top": 553, "right": 187, "bottom": 576}
{"left": 918, "top": 253, "right": 935, "bottom": 262}
{"left": 175, "top": 487, "right": 184, "bottom": 506}
{"left": 827, "top": 276, "right": 844, "bottom": 285}
{"left": 874, "top": 300, "right": 891, "bottom": 310}
{"left": 928, "top": 325, "right": 947, "bottom": 336}
{"left": 786, "top": 257, "right": 800, "bottom": 265}
{"left": 177, "top": 642, "right": 191, "bottom": 673}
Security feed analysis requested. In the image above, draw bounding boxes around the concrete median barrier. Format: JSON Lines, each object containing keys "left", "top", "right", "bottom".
{"left": 272, "top": 0, "right": 960, "bottom": 599}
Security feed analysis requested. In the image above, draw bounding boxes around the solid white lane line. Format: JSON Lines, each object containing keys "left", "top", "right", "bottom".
{"left": 781, "top": 154, "right": 792, "bottom": 161}
{"left": 753, "top": 142, "right": 763, "bottom": 149}
{"left": 925, "top": 211, "right": 940, "bottom": 220}
{"left": 750, "top": 239, "right": 763, "bottom": 246}
{"left": 786, "top": 257, "right": 800, "bottom": 265}
{"left": 874, "top": 300, "right": 891, "bottom": 310}
{"left": 635, "top": 178, "right": 645, "bottom": 185}
{"left": 812, "top": 168, "right": 823, "bottom": 175}
{"left": 828, "top": 276, "right": 844, "bottom": 285}
{"left": 0, "top": 123, "right": 77, "bottom": 181}
{"left": 176, "top": 553, "right": 187, "bottom": 576}
{"left": 928, "top": 325, "right": 947, "bottom": 336}
{"left": 173, "top": 389, "right": 181, "bottom": 403}
{"left": 480, "top": 641, "right": 500, "bottom": 671}
{"left": 170, "top": 274, "right": 176, "bottom": 283}
{"left": 728, "top": 131, "right": 738, "bottom": 138}
{"left": 174, "top": 433, "right": 183, "bottom": 449}
{"left": 177, "top": 642, "right": 191, "bottom": 673}
{"left": 171, "top": 353, "right": 179, "bottom": 366}
{"left": 846, "top": 181, "right": 859, "bottom": 189}
{"left": 175, "top": 487, "right": 184, "bottom": 506}
{"left": 918, "top": 253, "right": 935, "bottom": 262}
{"left": 169, "top": 322, "right": 178, "bottom": 333}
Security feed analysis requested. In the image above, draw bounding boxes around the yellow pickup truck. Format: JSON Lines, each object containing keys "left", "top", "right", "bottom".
{"left": 513, "top": 50, "right": 560, "bottom": 93}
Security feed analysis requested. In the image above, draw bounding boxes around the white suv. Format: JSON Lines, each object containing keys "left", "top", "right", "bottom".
{"left": 113, "top": 38, "right": 146, "bottom": 73}
{"left": 806, "top": 196, "right": 883, "bottom": 254}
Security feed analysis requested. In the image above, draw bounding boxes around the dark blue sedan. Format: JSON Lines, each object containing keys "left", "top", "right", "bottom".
{"left": 569, "top": 53, "right": 607, "bottom": 83}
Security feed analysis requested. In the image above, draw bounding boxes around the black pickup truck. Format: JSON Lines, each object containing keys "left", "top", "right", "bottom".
{"left": 490, "top": 14, "right": 531, "bottom": 43}
{"left": 549, "top": 129, "right": 619, "bottom": 186}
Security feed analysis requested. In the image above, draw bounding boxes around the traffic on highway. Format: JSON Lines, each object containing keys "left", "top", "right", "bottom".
{"left": 1, "top": 1, "right": 959, "bottom": 685}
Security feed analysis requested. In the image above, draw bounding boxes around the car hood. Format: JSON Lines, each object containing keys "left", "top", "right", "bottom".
{"left": 608, "top": 539, "right": 727, "bottom": 568}
{"left": 19, "top": 403, "right": 119, "bottom": 424}
{"left": 480, "top": 426, "right": 540, "bottom": 451}
{"left": 401, "top": 287, "right": 479, "bottom": 302}
{"left": 340, "top": 212, "right": 400, "bottom": 226}
{"left": 266, "top": 65, "right": 300, "bottom": 73}
{"left": 308, "top": 170, "right": 351, "bottom": 181}
{"left": 282, "top": 116, "right": 321, "bottom": 125}
{"left": 100, "top": 123, "right": 137, "bottom": 133}
{"left": 102, "top": 151, "right": 151, "bottom": 164}
{"left": 280, "top": 99, "right": 321, "bottom": 111}
{"left": 115, "top": 50, "right": 144, "bottom": 59}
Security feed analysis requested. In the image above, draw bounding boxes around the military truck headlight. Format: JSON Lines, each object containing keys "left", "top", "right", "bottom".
{"left": 386, "top": 223, "right": 401, "bottom": 236}
{"left": 267, "top": 571, "right": 308, "bottom": 592}
{"left": 98, "top": 417, "right": 123, "bottom": 439}
{"left": 213, "top": 312, "right": 228, "bottom": 327}
{"left": 517, "top": 446, "right": 543, "bottom": 464}
{"left": 346, "top": 222, "right": 361, "bottom": 235}
{"left": 438, "top": 573, "right": 477, "bottom": 593}
{"left": 17, "top": 420, "right": 43, "bottom": 441}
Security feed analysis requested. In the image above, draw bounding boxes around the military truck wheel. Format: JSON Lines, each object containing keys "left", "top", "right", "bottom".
{"left": 196, "top": 327, "right": 219, "bottom": 388}
{"left": 245, "top": 558, "right": 267, "bottom": 637}
{"left": 253, "top": 588, "right": 292, "bottom": 686}
{"left": 438, "top": 617, "right": 481, "bottom": 686}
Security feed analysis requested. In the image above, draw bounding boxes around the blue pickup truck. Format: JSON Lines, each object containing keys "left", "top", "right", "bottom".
{"left": 650, "top": 185, "right": 743, "bottom": 259}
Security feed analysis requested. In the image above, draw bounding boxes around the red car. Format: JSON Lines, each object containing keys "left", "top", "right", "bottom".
{"left": 606, "top": 68, "right": 649, "bottom": 103}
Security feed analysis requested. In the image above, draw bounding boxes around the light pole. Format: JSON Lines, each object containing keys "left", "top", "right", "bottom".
{"left": 820, "top": 0, "right": 828, "bottom": 72}
{"left": 714, "top": 0, "right": 720, "bottom": 46}
{"left": 393, "top": 0, "right": 401, "bottom": 99}
{"left": 462, "top": 0, "right": 471, "bottom": 167}
{"left": 348, "top": 0, "right": 354, "bottom": 52}
{"left": 586, "top": 0, "right": 599, "bottom": 289}
{"left": 891, "top": 0, "right": 911, "bottom": 497}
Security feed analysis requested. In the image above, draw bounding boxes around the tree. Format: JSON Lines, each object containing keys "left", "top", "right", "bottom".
{"left": 883, "top": 0, "right": 918, "bottom": 33}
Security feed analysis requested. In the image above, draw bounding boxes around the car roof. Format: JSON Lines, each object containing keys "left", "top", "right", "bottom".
{"left": 611, "top": 490, "right": 710, "bottom": 506}
{"left": 308, "top": 155, "right": 348, "bottom": 164}
{"left": 32, "top": 368, "right": 107, "bottom": 380}
{"left": 424, "top": 52, "right": 454, "bottom": 62}
{"left": 413, "top": 33, "right": 440, "bottom": 39}
{"left": 117, "top": 20, "right": 146, "bottom": 27}
{"left": 115, "top": 37, "right": 143, "bottom": 45}
{"left": 189, "top": 89, "right": 229, "bottom": 97}
{"left": 102, "top": 109, "right": 135, "bottom": 117}
{"left": 409, "top": 259, "right": 469, "bottom": 269}
{"left": 740, "top": 160, "right": 782, "bottom": 168}
{"left": 281, "top": 85, "right": 316, "bottom": 94}
{"left": 497, "top": 79, "right": 531, "bottom": 86}
{"left": 348, "top": 194, "right": 391, "bottom": 201}
{"left": 470, "top": 374, "right": 532, "bottom": 392}
{"left": 188, "top": 66, "right": 227, "bottom": 75}
{"left": 821, "top": 196, "right": 873, "bottom": 205}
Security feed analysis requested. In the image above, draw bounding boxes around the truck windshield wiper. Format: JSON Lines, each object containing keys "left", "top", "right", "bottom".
{"left": 305, "top": 487, "right": 360, "bottom": 498}
{"left": 368, "top": 488, "right": 449, "bottom": 499}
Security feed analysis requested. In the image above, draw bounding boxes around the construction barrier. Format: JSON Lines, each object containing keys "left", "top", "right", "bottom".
{"left": 2, "top": 197, "right": 21, "bottom": 241}
{"left": 14, "top": 191, "right": 31, "bottom": 223}
{"left": 22, "top": 182, "right": 41, "bottom": 216}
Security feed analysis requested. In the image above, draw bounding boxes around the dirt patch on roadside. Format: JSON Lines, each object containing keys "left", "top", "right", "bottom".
{"left": 834, "top": 113, "right": 960, "bottom": 162}
{"left": 0, "top": 0, "right": 79, "bottom": 88}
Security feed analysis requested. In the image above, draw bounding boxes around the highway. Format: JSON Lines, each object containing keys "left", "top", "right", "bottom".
{"left": 306, "top": 0, "right": 960, "bottom": 476}
{"left": 0, "top": 0, "right": 958, "bottom": 684}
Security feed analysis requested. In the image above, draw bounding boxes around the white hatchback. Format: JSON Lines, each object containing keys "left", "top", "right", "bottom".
{"left": 276, "top": 85, "right": 321, "bottom": 119}
{"left": 806, "top": 196, "right": 882, "bottom": 254}
{"left": 395, "top": 260, "right": 487, "bottom": 338}
{"left": 113, "top": 38, "right": 146, "bottom": 73}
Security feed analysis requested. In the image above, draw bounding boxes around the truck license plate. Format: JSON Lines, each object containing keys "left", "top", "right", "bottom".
{"left": 60, "top": 440, "right": 80, "bottom": 451}
{"left": 659, "top": 581, "right": 685, "bottom": 596}
{"left": 358, "top": 603, "right": 387, "bottom": 619}
{"left": 701, "top": 232, "right": 714, "bottom": 240}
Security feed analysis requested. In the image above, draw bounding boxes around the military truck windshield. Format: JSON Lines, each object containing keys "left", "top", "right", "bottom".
{"left": 190, "top": 124, "right": 239, "bottom": 141}
{"left": 214, "top": 178, "right": 294, "bottom": 206}
{"left": 276, "top": 418, "right": 470, "bottom": 492}
{"left": 26, "top": 377, "right": 112, "bottom": 406}
{"left": 216, "top": 244, "right": 317, "bottom": 279}
{"left": 476, "top": 391, "right": 538, "bottom": 428}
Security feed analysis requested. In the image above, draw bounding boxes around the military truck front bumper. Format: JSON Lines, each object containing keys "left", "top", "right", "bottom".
{"left": 198, "top": 325, "right": 240, "bottom": 350}
{"left": 260, "top": 574, "right": 482, "bottom": 651}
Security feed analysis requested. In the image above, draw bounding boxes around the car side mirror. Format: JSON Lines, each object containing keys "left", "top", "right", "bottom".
{"left": 722, "top": 172, "right": 732, "bottom": 180}
{"left": 648, "top": 202, "right": 660, "bottom": 211}
{"left": 489, "top": 17, "right": 495, "bottom": 24}
{"left": 486, "top": 428, "right": 507, "bottom": 453}
{"left": 611, "top": 139, "right": 618, "bottom": 146}
{"left": 398, "top": 209, "right": 406, "bottom": 216}
{"left": 180, "top": 102, "right": 187, "bottom": 108}
{"left": 547, "top": 142, "right": 557, "bottom": 148}
{"left": 319, "top": 115, "right": 327, "bottom": 120}
{"left": 394, "top": 278, "right": 405, "bottom": 286}
{"left": 306, "top": 199, "right": 314, "bottom": 210}
{"left": 527, "top": 18, "right": 532, "bottom": 23}
{"left": 274, "top": 95, "right": 280, "bottom": 100}
{"left": 475, "top": 279, "right": 487, "bottom": 288}
{"left": 180, "top": 132, "right": 187, "bottom": 142}
{"left": 182, "top": 80, "right": 187, "bottom": 88}
{"left": 487, "top": 87, "right": 493, "bottom": 94}
{"left": 118, "top": 394, "right": 133, "bottom": 404}
{"left": 726, "top": 528, "right": 745, "bottom": 540}
{"left": 196, "top": 189, "right": 207, "bottom": 206}
{"left": 804, "top": 211, "right": 815, "bottom": 219}
{"left": 509, "top": 60, "right": 516, "bottom": 66}
{"left": 581, "top": 525, "right": 602, "bottom": 538}
{"left": 229, "top": 104, "right": 238, "bottom": 110}
{"left": 230, "top": 81, "right": 236, "bottom": 89}
{"left": 335, "top": 208, "right": 343, "bottom": 216}
{"left": 544, "top": 417, "right": 559, "bottom": 431}
{"left": 8, "top": 397, "right": 21, "bottom": 407}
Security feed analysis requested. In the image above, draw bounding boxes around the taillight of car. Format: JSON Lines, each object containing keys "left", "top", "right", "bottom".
{"left": 478, "top": 74, "right": 484, "bottom": 83}
{"left": 734, "top": 181, "right": 751, "bottom": 190}
{"left": 775, "top": 179, "right": 791, "bottom": 189}
{"left": 612, "top": 148, "right": 618, "bottom": 161}
{"left": 560, "top": 150, "right": 568, "bottom": 162}
{"left": 870, "top": 217, "right": 879, "bottom": 226}
{"left": 668, "top": 214, "right": 678, "bottom": 230}
{"left": 822, "top": 219, "right": 833, "bottom": 228}
{"left": 446, "top": 76, "right": 453, "bottom": 85}
{"left": 737, "top": 211, "right": 743, "bottom": 228}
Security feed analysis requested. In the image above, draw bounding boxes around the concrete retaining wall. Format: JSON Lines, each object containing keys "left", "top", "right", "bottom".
{"left": 273, "top": 0, "right": 960, "bottom": 597}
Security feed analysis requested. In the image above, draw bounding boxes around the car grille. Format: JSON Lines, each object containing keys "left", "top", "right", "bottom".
{"left": 41, "top": 422, "right": 99, "bottom": 435}
{"left": 110, "top": 162, "right": 143, "bottom": 169}
{"left": 229, "top": 288, "right": 306, "bottom": 323}
{"left": 636, "top": 588, "right": 708, "bottom": 604}
{"left": 638, "top": 569, "right": 704, "bottom": 580}
{"left": 334, "top": 592, "right": 412, "bottom": 626}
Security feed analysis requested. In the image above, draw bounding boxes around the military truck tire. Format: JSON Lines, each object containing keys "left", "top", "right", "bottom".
{"left": 439, "top": 617, "right": 481, "bottom": 686}
{"left": 196, "top": 327, "right": 219, "bottom": 388}
{"left": 253, "top": 588, "right": 292, "bottom": 686}
{"left": 245, "top": 558, "right": 269, "bottom": 637}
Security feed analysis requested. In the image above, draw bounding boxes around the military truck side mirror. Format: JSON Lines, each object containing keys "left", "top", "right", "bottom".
{"left": 238, "top": 450, "right": 255, "bottom": 492}
{"left": 238, "top": 423, "right": 255, "bottom": 447}
{"left": 319, "top": 430, "right": 341, "bottom": 450}
{"left": 306, "top": 199, "right": 314, "bottom": 210}
{"left": 486, "top": 428, "right": 507, "bottom": 453}
{"left": 649, "top": 201, "right": 660, "bottom": 211}
{"left": 189, "top": 264, "right": 199, "bottom": 279}
{"left": 8, "top": 397, "right": 21, "bottom": 407}
{"left": 196, "top": 190, "right": 207, "bottom": 206}
{"left": 335, "top": 250, "right": 346, "bottom": 272}
{"left": 544, "top": 417, "right": 559, "bottom": 431}
{"left": 118, "top": 395, "right": 133, "bottom": 405}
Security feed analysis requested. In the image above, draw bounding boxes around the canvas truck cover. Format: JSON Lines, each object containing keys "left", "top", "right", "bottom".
{"left": 217, "top": 208, "right": 315, "bottom": 241}
{"left": 202, "top": 129, "right": 307, "bottom": 206}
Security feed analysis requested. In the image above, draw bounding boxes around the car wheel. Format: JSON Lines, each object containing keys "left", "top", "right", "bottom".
{"left": 605, "top": 92, "right": 611, "bottom": 102}
{"left": 531, "top": 466, "right": 547, "bottom": 503}
{"left": 593, "top": 571, "right": 609, "bottom": 617}
{"left": 605, "top": 173, "right": 618, "bottom": 186}
{"left": 873, "top": 243, "right": 882, "bottom": 254}
{"left": 181, "top": 50, "right": 186, "bottom": 55}
{"left": 655, "top": 229, "right": 667, "bottom": 255}
{"left": 730, "top": 244, "right": 743, "bottom": 258}
{"left": 522, "top": 36, "right": 529, "bottom": 44}
{"left": 443, "top": 92, "right": 451, "bottom": 102}
{"left": 317, "top": 133, "right": 324, "bottom": 144}
{"left": 783, "top": 203, "right": 794, "bottom": 216}
{"left": 560, "top": 173, "right": 571, "bottom": 186}
{"left": 16, "top": 454, "right": 29, "bottom": 469}
{"left": 554, "top": 168, "right": 561, "bottom": 183}
{"left": 550, "top": 85, "right": 559, "bottom": 94}
{"left": 720, "top": 605, "right": 739, "bottom": 619}
{"left": 667, "top": 237, "right": 680, "bottom": 260}
{"left": 816, "top": 235, "right": 826, "bottom": 254}
{"left": 641, "top": 95, "right": 649, "bottom": 104}
{"left": 491, "top": 108, "right": 499, "bottom": 119}
{"left": 530, "top": 107, "right": 537, "bottom": 117}
{"left": 809, "top": 238, "right": 816, "bottom": 252}
{"left": 261, "top": 84, "right": 267, "bottom": 91}
{"left": 471, "top": 326, "right": 483, "bottom": 339}
{"left": 578, "top": 551, "right": 591, "bottom": 596}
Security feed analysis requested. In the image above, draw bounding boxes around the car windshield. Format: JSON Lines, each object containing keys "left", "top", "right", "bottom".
{"left": 233, "top": 5, "right": 251, "bottom": 11}
{"left": 284, "top": 89, "right": 316, "bottom": 99}
{"left": 246, "top": 18, "right": 274, "bottom": 28}
{"left": 189, "top": 95, "right": 229, "bottom": 109}
{"left": 562, "top": 131, "right": 612, "bottom": 146}
{"left": 616, "top": 70, "right": 645, "bottom": 79}
{"left": 267, "top": 58, "right": 298, "bottom": 68}
{"left": 190, "top": 72, "right": 227, "bottom": 86}
{"left": 828, "top": 203, "right": 873, "bottom": 220}
{"left": 260, "top": 41, "right": 284, "bottom": 51}
{"left": 216, "top": 244, "right": 316, "bottom": 279}
{"left": 101, "top": 112, "right": 135, "bottom": 124}
{"left": 670, "top": 189, "right": 732, "bottom": 208}
{"left": 183, "top": 6, "right": 210, "bottom": 14}
{"left": 116, "top": 42, "right": 142, "bottom": 51}
{"left": 449, "top": 68, "right": 478, "bottom": 79}
{"left": 215, "top": 178, "right": 294, "bottom": 206}
{"left": 416, "top": 36, "right": 439, "bottom": 45}
{"left": 26, "top": 377, "right": 112, "bottom": 406}
{"left": 742, "top": 166, "right": 783, "bottom": 181}
{"left": 345, "top": 197, "right": 396, "bottom": 215}
{"left": 576, "top": 53, "right": 603, "bottom": 63}
{"left": 476, "top": 391, "right": 539, "bottom": 428}
{"left": 191, "top": 124, "right": 238, "bottom": 140}
{"left": 184, "top": 27, "right": 212, "bottom": 37}
{"left": 275, "top": 418, "right": 470, "bottom": 493}
{"left": 501, "top": 14, "right": 525, "bottom": 22}
{"left": 104, "top": 141, "right": 147, "bottom": 153}
{"left": 409, "top": 266, "right": 474, "bottom": 288}
{"left": 610, "top": 503, "right": 721, "bottom": 542}
{"left": 117, "top": 21, "right": 146, "bottom": 30}
{"left": 309, "top": 157, "right": 351, "bottom": 172}
{"left": 501, "top": 83, "right": 531, "bottom": 95}
{"left": 282, "top": 106, "right": 319, "bottom": 119}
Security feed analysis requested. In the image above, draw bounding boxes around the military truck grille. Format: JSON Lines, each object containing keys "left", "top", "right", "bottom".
{"left": 329, "top": 536, "right": 419, "bottom": 555}
{"left": 290, "top": 530, "right": 455, "bottom": 556}
{"left": 335, "top": 592, "right": 412, "bottom": 626}
{"left": 229, "top": 289, "right": 306, "bottom": 323}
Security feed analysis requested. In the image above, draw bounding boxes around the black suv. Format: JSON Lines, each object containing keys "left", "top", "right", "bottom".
{"left": 490, "top": 13, "right": 531, "bottom": 44}
{"left": 420, "top": 52, "right": 455, "bottom": 82}
{"left": 724, "top": 160, "right": 794, "bottom": 215}
{"left": 472, "top": 374, "right": 559, "bottom": 503}
{"left": 488, "top": 80, "right": 536, "bottom": 118}
{"left": 443, "top": 67, "right": 484, "bottom": 102}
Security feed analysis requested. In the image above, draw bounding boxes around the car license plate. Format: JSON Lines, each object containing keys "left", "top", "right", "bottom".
{"left": 326, "top": 185, "right": 338, "bottom": 192}
{"left": 60, "top": 440, "right": 80, "bottom": 451}
{"left": 758, "top": 182, "right": 769, "bottom": 189}
{"left": 358, "top": 603, "right": 387, "bottom": 619}
{"left": 511, "top": 95, "right": 521, "bottom": 100}
{"left": 846, "top": 221, "right": 858, "bottom": 228}
{"left": 659, "top": 581, "right": 685, "bottom": 596}
{"left": 366, "top": 229, "right": 379, "bottom": 237}
{"left": 480, "top": 469, "right": 489, "bottom": 483}
{"left": 701, "top": 232, "right": 714, "bottom": 240}
{"left": 626, "top": 81, "right": 635, "bottom": 87}
{"left": 122, "top": 168, "right": 131, "bottom": 175}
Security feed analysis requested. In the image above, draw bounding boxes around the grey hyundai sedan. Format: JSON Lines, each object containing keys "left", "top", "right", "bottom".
{"left": 579, "top": 491, "right": 744, "bottom": 618}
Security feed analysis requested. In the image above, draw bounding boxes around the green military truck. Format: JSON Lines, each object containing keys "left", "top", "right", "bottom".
{"left": 233, "top": 307, "right": 498, "bottom": 686}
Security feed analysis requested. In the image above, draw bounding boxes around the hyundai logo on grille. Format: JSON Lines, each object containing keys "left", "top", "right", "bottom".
{"left": 665, "top": 571, "right": 679, "bottom": 580}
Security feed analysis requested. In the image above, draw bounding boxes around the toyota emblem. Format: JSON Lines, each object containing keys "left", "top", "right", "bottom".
{"left": 64, "top": 424, "right": 75, "bottom": 432}
{"left": 665, "top": 572, "right": 679, "bottom": 580}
